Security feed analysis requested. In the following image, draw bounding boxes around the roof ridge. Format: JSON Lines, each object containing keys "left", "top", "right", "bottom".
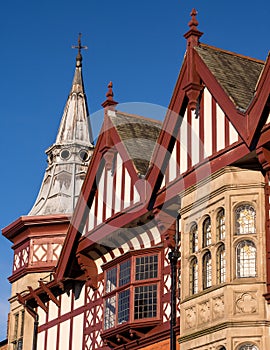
{"left": 198, "top": 43, "right": 265, "bottom": 64}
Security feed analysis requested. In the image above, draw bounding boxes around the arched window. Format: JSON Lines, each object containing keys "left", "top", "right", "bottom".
{"left": 203, "top": 251, "right": 212, "bottom": 289}
{"left": 190, "top": 257, "right": 198, "bottom": 294}
{"left": 203, "top": 216, "right": 211, "bottom": 247}
{"left": 238, "top": 344, "right": 258, "bottom": 350}
{"left": 235, "top": 204, "right": 256, "bottom": 235}
{"left": 236, "top": 240, "right": 256, "bottom": 278}
{"left": 190, "top": 223, "right": 198, "bottom": 253}
{"left": 216, "top": 208, "right": 225, "bottom": 240}
{"left": 217, "top": 244, "right": 226, "bottom": 284}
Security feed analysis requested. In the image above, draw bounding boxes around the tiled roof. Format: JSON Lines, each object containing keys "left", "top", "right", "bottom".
{"left": 195, "top": 44, "right": 265, "bottom": 111}
{"left": 109, "top": 111, "right": 162, "bottom": 175}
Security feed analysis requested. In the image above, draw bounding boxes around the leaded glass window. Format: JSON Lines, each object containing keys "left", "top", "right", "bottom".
{"left": 134, "top": 284, "right": 157, "bottom": 319}
{"left": 203, "top": 251, "right": 212, "bottom": 289}
{"left": 217, "top": 208, "right": 225, "bottom": 240}
{"left": 104, "top": 253, "right": 159, "bottom": 330}
{"left": 190, "top": 223, "right": 198, "bottom": 253}
{"left": 104, "top": 296, "right": 116, "bottom": 330}
{"left": 235, "top": 204, "right": 256, "bottom": 235}
{"left": 217, "top": 244, "right": 226, "bottom": 284}
{"left": 135, "top": 255, "right": 158, "bottom": 280}
{"left": 203, "top": 216, "right": 211, "bottom": 247}
{"left": 190, "top": 257, "right": 198, "bottom": 294}
{"left": 236, "top": 240, "right": 256, "bottom": 278}
{"left": 238, "top": 344, "right": 258, "bottom": 350}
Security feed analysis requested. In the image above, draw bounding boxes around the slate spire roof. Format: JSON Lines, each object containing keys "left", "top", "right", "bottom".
{"left": 29, "top": 35, "right": 94, "bottom": 216}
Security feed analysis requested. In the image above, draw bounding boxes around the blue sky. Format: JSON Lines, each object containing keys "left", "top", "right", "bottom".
{"left": 0, "top": 0, "right": 269, "bottom": 340}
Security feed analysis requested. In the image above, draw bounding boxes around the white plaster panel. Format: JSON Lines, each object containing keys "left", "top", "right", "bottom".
{"left": 37, "top": 331, "right": 45, "bottom": 350}
{"left": 48, "top": 300, "right": 59, "bottom": 322}
{"left": 38, "top": 308, "right": 46, "bottom": 326}
{"left": 59, "top": 320, "right": 70, "bottom": 350}
{"left": 216, "top": 104, "right": 225, "bottom": 152}
{"left": 47, "top": 326, "right": 57, "bottom": 349}
{"left": 124, "top": 168, "right": 131, "bottom": 209}
{"left": 97, "top": 169, "right": 105, "bottom": 225}
{"left": 191, "top": 110, "right": 200, "bottom": 166}
{"left": 72, "top": 314, "right": 84, "bottom": 350}
{"left": 133, "top": 185, "right": 140, "bottom": 203}
{"left": 203, "top": 88, "right": 212, "bottom": 157}
{"left": 150, "top": 226, "right": 161, "bottom": 245}
{"left": 169, "top": 142, "right": 177, "bottom": 182}
{"left": 88, "top": 196, "right": 96, "bottom": 232}
{"left": 180, "top": 111, "right": 188, "bottom": 174}
{"left": 229, "top": 120, "right": 239, "bottom": 144}
{"left": 106, "top": 170, "right": 113, "bottom": 219}
{"left": 115, "top": 154, "right": 123, "bottom": 213}
{"left": 60, "top": 292, "right": 72, "bottom": 316}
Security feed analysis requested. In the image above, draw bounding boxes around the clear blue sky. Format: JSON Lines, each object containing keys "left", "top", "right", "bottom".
{"left": 0, "top": 0, "right": 269, "bottom": 340}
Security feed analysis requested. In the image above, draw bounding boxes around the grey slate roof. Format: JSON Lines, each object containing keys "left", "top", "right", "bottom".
{"left": 195, "top": 44, "right": 265, "bottom": 111}
{"left": 109, "top": 111, "right": 162, "bottom": 175}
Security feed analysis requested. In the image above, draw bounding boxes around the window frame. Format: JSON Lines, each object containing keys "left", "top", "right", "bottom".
{"left": 217, "top": 244, "right": 226, "bottom": 284}
{"left": 189, "top": 256, "right": 198, "bottom": 295}
{"left": 190, "top": 222, "right": 198, "bottom": 253}
{"left": 202, "top": 216, "right": 212, "bottom": 248}
{"left": 103, "top": 249, "right": 161, "bottom": 331}
{"left": 236, "top": 239, "right": 257, "bottom": 278}
{"left": 235, "top": 203, "right": 256, "bottom": 235}
{"left": 202, "top": 251, "right": 212, "bottom": 289}
{"left": 216, "top": 208, "right": 225, "bottom": 240}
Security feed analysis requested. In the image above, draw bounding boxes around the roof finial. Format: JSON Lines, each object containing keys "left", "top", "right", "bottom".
{"left": 188, "top": 8, "right": 199, "bottom": 30}
{"left": 184, "top": 8, "right": 203, "bottom": 48}
{"left": 72, "top": 33, "right": 88, "bottom": 67}
{"left": 102, "top": 81, "right": 118, "bottom": 109}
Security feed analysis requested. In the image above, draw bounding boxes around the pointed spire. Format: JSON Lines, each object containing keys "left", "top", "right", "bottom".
{"left": 101, "top": 81, "right": 118, "bottom": 109}
{"left": 28, "top": 37, "right": 94, "bottom": 216}
{"left": 184, "top": 8, "right": 203, "bottom": 48}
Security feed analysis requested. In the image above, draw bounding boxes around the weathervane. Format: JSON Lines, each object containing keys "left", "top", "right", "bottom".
{"left": 72, "top": 33, "right": 88, "bottom": 66}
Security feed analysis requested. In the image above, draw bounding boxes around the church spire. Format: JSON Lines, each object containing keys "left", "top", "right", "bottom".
{"left": 29, "top": 35, "right": 94, "bottom": 216}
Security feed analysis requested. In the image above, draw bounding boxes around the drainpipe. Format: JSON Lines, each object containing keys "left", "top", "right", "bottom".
{"left": 169, "top": 214, "right": 181, "bottom": 350}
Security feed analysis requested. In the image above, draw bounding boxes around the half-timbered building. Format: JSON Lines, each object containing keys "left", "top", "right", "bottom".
{"left": 2, "top": 9, "right": 270, "bottom": 350}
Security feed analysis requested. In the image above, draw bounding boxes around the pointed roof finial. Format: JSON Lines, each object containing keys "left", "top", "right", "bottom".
{"left": 72, "top": 33, "right": 88, "bottom": 67}
{"left": 102, "top": 81, "right": 118, "bottom": 109}
{"left": 184, "top": 8, "right": 203, "bottom": 48}
{"left": 189, "top": 8, "right": 199, "bottom": 29}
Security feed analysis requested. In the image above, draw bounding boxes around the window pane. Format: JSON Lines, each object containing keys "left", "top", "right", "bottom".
{"left": 104, "top": 296, "right": 116, "bottom": 330}
{"left": 118, "top": 289, "right": 130, "bottom": 325}
{"left": 190, "top": 223, "right": 198, "bottom": 253}
{"left": 134, "top": 284, "right": 157, "bottom": 319}
{"left": 235, "top": 204, "right": 256, "bottom": 235}
{"left": 106, "top": 267, "right": 117, "bottom": 293}
{"left": 135, "top": 255, "right": 158, "bottom": 280}
{"left": 203, "top": 252, "right": 212, "bottom": 289}
{"left": 203, "top": 217, "right": 211, "bottom": 247}
{"left": 217, "top": 208, "right": 225, "bottom": 240}
{"left": 237, "top": 240, "right": 256, "bottom": 278}
{"left": 190, "top": 258, "right": 198, "bottom": 294}
{"left": 119, "top": 260, "right": 131, "bottom": 286}
{"left": 217, "top": 245, "right": 226, "bottom": 284}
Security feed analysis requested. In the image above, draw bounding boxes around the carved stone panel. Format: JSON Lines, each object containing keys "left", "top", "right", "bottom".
{"left": 235, "top": 292, "right": 257, "bottom": 314}
{"left": 212, "top": 295, "right": 225, "bottom": 320}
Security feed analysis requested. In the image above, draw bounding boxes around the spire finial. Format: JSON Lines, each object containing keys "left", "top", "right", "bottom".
{"left": 183, "top": 8, "right": 203, "bottom": 47}
{"left": 188, "top": 8, "right": 199, "bottom": 29}
{"left": 102, "top": 81, "right": 118, "bottom": 109}
{"left": 72, "top": 33, "right": 88, "bottom": 67}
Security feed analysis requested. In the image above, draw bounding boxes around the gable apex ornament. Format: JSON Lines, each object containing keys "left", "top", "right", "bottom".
{"left": 183, "top": 9, "right": 204, "bottom": 111}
